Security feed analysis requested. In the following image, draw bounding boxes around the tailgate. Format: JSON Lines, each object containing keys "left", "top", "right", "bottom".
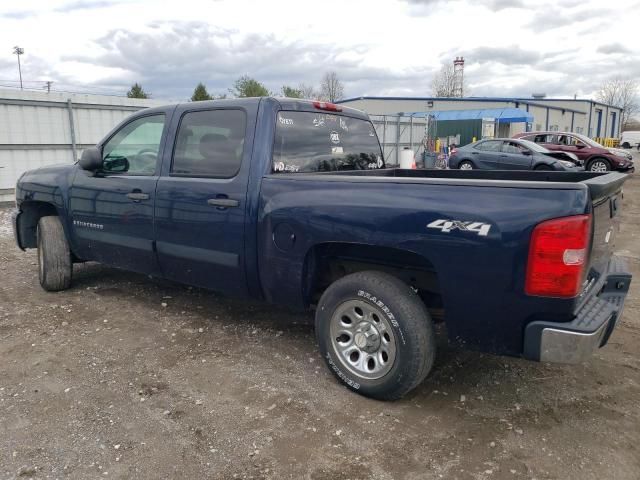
{"left": 581, "top": 172, "right": 628, "bottom": 299}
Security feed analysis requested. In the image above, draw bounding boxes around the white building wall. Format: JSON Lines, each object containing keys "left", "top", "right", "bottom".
{"left": 0, "top": 89, "right": 165, "bottom": 200}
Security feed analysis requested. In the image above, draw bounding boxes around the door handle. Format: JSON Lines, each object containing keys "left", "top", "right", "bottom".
{"left": 127, "top": 192, "right": 150, "bottom": 201}
{"left": 207, "top": 198, "right": 239, "bottom": 208}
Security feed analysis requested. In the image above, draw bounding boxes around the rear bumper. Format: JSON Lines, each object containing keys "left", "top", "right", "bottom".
{"left": 523, "top": 256, "right": 631, "bottom": 363}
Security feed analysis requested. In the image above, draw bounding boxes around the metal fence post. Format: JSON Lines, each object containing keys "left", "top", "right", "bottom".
{"left": 67, "top": 99, "right": 77, "bottom": 162}
{"left": 396, "top": 116, "right": 401, "bottom": 166}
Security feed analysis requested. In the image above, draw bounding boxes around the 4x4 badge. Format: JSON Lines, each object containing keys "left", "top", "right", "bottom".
{"left": 427, "top": 219, "right": 491, "bottom": 237}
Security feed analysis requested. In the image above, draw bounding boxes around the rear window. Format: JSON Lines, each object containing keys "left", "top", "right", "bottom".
{"left": 272, "top": 111, "right": 384, "bottom": 173}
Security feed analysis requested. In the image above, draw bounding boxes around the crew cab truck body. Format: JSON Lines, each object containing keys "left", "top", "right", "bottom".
{"left": 13, "top": 97, "right": 632, "bottom": 399}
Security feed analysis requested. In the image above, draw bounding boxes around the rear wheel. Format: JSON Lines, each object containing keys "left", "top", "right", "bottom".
{"left": 459, "top": 160, "right": 474, "bottom": 170}
{"left": 316, "top": 271, "right": 436, "bottom": 400}
{"left": 587, "top": 158, "right": 611, "bottom": 172}
{"left": 37, "top": 216, "right": 72, "bottom": 291}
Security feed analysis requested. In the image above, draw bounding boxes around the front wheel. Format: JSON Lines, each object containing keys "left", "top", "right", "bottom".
{"left": 587, "top": 158, "right": 611, "bottom": 172}
{"left": 37, "top": 216, "right": 72, "bottom": 291}
{"left": 315, "top": 271, "right": 436, "bottom": 400}
{"left": 621, "top": 142, "right": 630, "bottom": 149}
{"left": 459, "top": 160, "right": 474, "bottom": 170}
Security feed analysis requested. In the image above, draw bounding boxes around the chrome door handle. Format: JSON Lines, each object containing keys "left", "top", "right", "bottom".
{"left": 126, "top": 192, "right": 149, "bottom": 201}
{"left": 207, "top": 198, "right": 239, "bottom": 208}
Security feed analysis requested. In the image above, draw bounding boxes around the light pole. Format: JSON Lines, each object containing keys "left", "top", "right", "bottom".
{"left": 13, "top": 46, "right": 24, "bottom": 90}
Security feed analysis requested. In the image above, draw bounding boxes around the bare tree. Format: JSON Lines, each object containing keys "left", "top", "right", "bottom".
{"left": 596, "top": 77, "right": 639, "bottom": 130}
{"left": 298, "top": 83, "right": 318, "bottom": 100}
{"left": 431, "top": 63, "right": 458, "bottom": 97}
{"left": 319, "top": 71, "right": 344, "bottom": 102}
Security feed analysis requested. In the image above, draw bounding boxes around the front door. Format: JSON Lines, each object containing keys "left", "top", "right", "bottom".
{"left": 69, "top": 111, "right": 170, "bottom": 274}
{"left": 154, "top": 105, "right": 255, "bottom": 296}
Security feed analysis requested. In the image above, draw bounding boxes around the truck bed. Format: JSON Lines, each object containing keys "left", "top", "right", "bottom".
{"left": 274, "top": 169, "right": 629, "bottom": 201}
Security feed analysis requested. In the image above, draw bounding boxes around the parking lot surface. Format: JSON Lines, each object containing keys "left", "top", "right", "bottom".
{"left": 1, "top": 169, "right": 639, "bottom": 479}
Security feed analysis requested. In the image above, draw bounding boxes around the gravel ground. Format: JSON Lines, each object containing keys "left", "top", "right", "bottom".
{"left": 1, "top": 168, "right": 639, "bottom": 480}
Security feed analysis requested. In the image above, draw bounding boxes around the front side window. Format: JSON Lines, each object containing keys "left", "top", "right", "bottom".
{"left": 272, "top": 111, "right": 383, "bottom": 173}
{"left": 172, "top": 109, "right": 246, "bottom": 177}
{"left": 102, "top": 114, "right": 165, "bottom": 174}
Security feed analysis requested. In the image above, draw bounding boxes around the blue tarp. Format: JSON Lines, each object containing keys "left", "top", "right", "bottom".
{"left": 407, "top": 108, "right": 533, "bottom": 123}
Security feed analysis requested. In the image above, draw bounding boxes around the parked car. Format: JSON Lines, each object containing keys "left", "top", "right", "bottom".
{"left": 514, "top": 131, "right": 634, "bottom": 172}
{"left": 12, "top": 97, "right": 633, "bottom": 400}
{"left": 448, "top": 138, "right": 582, "bottom": 171}
{"left": 620, "top": 130, "right": 640, "bottom": 150}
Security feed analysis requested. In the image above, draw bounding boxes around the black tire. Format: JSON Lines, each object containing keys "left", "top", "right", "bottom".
{"left": 37, "top": 216, "right": 72, "bottom": 291}
{"left": 458, "top": 160, "right": 474, "bottom": 170}
{"left": 621, "top": 142, "right": 630, "bottom": 149}
{"left": 315, "top": 271, "right": 436, "bottom": 400}
{"left": 587, "top": 158, "right": 611, "bottom": 172}
{"left": 534, "top": 164, "right": 553, "bottom": 171}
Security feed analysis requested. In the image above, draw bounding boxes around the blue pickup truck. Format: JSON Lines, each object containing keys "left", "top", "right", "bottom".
{"left": 12, "top": 98, "right": 632, "bottom": 400}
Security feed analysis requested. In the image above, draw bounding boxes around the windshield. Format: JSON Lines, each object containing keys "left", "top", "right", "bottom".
{"left": 519, "top": 139, "right": 549, "bottom": 153}
{"left": 272, "top": 111, "right": 384, "bottom": 173}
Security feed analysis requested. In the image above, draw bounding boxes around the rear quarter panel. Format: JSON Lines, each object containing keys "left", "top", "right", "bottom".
{"left": 258, "top": 175, "right": 591, "bottom": 356}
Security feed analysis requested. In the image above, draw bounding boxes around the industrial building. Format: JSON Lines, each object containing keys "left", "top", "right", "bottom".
{"left": 338, "top": 95, "right": 623, "bottom": 167}
{"left": 337, "top": 96, "right": 623, "bottom": 140}
{"left": 0, "top": 88, "right": 162, "bottom": 201}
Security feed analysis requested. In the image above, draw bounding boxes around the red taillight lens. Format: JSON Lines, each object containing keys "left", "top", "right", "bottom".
{"left": 313, "top": 101, "right": 342, "bottom": 112}
{"left": 525, "top": 214, "right": 592, "bottom": 298}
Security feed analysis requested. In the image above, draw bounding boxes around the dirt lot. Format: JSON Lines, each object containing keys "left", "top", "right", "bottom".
{"left": 1, "top": 169, "right": 639, "bottom": 480}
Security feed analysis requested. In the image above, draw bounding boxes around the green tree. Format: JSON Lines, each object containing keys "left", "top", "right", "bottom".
{"left": 126, "top": 82, "right": 149, "bottom": 99}
{"left": 191, "top": 82, "right": 213, "bottom": 101}
{"left": 232, "top": 75, "right": 269, "bottom": 97}
{"left": 281, "top": 85, "right": 302, "bottom": 98}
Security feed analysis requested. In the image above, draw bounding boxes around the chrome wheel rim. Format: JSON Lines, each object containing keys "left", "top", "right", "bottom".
{"left": 590, "top": 161, "right": 608, "bottom": 172}
{"left": 460, "top": 162, "right": 473, "bottom": 170}
{"left": 329, "top": 299, "right": 397, "bottom": 380}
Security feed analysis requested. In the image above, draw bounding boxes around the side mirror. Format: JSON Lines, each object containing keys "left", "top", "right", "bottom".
{"left": 576, "top": 144, "right": 586, "bottom": 149}
{"left": 522, "top": 150, "right": 532, "bottom": 155}
{"left": 78, "top": 147, "right": 103, "bottom": 171}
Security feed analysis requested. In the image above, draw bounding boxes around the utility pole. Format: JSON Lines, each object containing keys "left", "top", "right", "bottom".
{"left": 13, "top": 46, "right": 24, "bottom": 90}
{"left": 45, "top": 81, "right": 53, "bottom": 93}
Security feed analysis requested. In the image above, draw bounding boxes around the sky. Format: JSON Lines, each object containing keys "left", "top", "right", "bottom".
{"left": 0, "top": 0, "right": 638, "bottom": 101}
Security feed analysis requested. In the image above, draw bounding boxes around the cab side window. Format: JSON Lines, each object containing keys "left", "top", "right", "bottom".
{"left": 171, "top": 110, "right": 246, "bottom": 178}
{"left": 102, "top": 114, "right": 165, "bottom": 174}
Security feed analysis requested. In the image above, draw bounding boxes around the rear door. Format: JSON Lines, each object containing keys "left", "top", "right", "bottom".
{"left": 499, "top": 141, "right": 533, "bottom": 170}
{"left": 473, "top": 140, "right": 504, "bottom": 169}
{"left": 154, "top": 103, "right": 257, "bottom": 296}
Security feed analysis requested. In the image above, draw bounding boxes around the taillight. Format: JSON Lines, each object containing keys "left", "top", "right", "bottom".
{"left": 525, "top": 214, "right": 592, "bottom": 298}
{"left": 313, "top": 101, "right": 342, "bottom": 112}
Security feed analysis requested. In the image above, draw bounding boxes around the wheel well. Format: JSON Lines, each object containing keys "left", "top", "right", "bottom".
{"left": 17, "top": 201, "right": 58, "bottom": 248}
{"left": 303, "top": 243, "right": 444, "bottom": 321}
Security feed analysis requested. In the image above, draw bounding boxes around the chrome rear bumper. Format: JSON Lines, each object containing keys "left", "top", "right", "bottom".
{"left": 524, "top": 256, "right": 631, "bottom": 364}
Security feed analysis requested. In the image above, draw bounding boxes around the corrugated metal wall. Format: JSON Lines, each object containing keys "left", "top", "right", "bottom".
{"left": 434, "top": 119, "right": 482, "bottom": 146}
{"left": 0, "top": 89, "right": 164, "bottom": 200}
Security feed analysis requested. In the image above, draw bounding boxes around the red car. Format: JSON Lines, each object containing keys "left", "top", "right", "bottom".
{"left": 513, "top": 131, "right": 634, "bottom": 172}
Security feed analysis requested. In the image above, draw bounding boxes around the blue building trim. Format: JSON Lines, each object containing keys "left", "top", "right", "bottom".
{"left": 337, "top": 95, "right": 621, "bottom": 110}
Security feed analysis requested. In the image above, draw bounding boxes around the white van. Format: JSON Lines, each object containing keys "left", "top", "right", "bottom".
{"left": 620, "top": 131, "right": 640, "bottom": 149}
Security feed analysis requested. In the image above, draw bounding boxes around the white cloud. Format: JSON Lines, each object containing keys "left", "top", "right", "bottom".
{"left": 0, "top": 0, "right": 637, "bottom": 100}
